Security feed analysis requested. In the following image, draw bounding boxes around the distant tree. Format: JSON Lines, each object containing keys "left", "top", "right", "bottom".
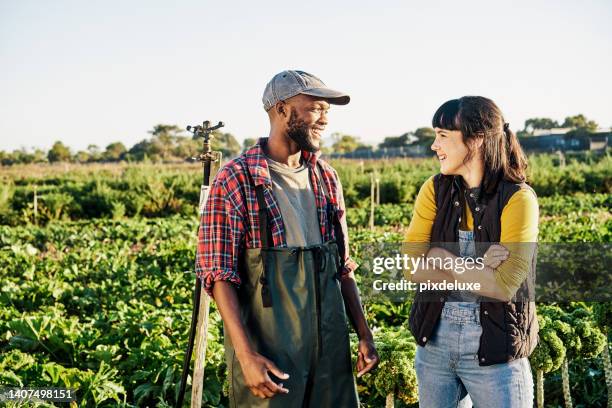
{"left": 524, "top": 118, "right": 560, "bottom": 132}
{"left": 103, "top": 142, "right": 127, "bottom": 161}
{"left": 378, "top": 132, "right": 414, "bottom": 149}
{"left": 1, "top": 151, "right": 17, "bottom": 165}
{"left": 562, "top": 114, "right": 598, "bottom": 132}
{"left": 31, "top": 148, "right": 47, "bottom": 163}
{"left": 150, "top": 124, "right": 183, "bottom": 141}
{"left": 74, "top": 151, "right": 91, "bottom": 163}
{"left": 211, "top": 131, "right": 241, "bottom": 158}
{"left": 0, "top": 151, "right": 9, "bottom": 166}
{"left": 47, "top": 141, "right": 71, "bottom": 162}
{"left": 0, "top": 150, "right": 24, "bottom": 166}
{"left": 518, "top": 118, "right": 560, "bottom": 137}
{"left": 413, "top": 127, "right": 435, "bottom": 146}
{"left": 149, "top": 124, "right": 185, "bottom": 160}
{"left": 87, "top": 144, "right": 102, "bottom": 162}
{"left": 126, "top": 139, "right": 153, "bottom": 161}
{"left": 8, "top": 148, "right": 47, "bottom": 164}
{"left": 331, "top": 133, "right": 367, "bottom": 153}
{"left": 174, "top": 137, "right": 199, "bottom": 159}
{"left": 126, "top": 124, "right": 222, "bottom": 162}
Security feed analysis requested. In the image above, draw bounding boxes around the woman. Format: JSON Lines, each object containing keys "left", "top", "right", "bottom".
{"left": 404, "top": 96, "right": 539, "bottom": 407}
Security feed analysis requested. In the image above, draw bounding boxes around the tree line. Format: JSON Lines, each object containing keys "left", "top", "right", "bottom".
{"left": 329, "top": 114, "right": 605, "bottom": 154}
{"left": 0, "top": 125, "right": 245, "bottom": 166}
{"left": 0, "top": 114, "right": 604, "bottom": 165}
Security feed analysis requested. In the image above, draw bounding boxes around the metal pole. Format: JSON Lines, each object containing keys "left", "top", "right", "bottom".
{"left": 33, "top": 185, "right": 38, "bottom": 225}
{"left": 369, "top": 173, "right": 375, "bottom": 230}
{"left": 176, "top": 121, "right": 223, "bottom": 408}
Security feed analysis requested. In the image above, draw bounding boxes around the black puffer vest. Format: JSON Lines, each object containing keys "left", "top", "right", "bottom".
{"left": 408, "top": 174, "right": 539, "bottom": 366}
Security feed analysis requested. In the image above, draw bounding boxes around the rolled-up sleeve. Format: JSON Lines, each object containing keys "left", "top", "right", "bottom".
{"left": 195, "top": 168, "right": 245, "bottom": 297}
{"left": 495, "top": 188, "right": 539, "bottom": 300}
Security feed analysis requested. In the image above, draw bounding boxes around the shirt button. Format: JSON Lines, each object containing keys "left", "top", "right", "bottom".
{"left": 440, "top": 297, "right": 445, "bottom": 302}
{"left": 481, "top": 357, "right": 486, "bottom": 362}
{"left": 454, "top": 201, "right": 460, "bottom": 207}
{"left": 484, "top": 310, "right": 488, "bottom": 315}
{"left": 422, "top": 337, "right": 427, "bottom": 343}
{"left": 477, "top": 225, "right": 483, "bottom": 230}
{"left": 475, "top": 207, "right": 480, "bottom": 212}
{"left": 469, "top": 193, "right": 475, "bottom": 198}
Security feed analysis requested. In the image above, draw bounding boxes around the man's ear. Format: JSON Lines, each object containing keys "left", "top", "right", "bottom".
{"left": 274, "top": 101, "right": 288, "bottom": 118}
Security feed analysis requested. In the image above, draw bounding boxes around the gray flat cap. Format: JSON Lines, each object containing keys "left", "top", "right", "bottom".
{"left": 262, "top": 70, "right": 350, "bottom": 111}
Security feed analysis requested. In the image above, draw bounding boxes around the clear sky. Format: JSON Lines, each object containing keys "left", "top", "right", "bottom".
{"left": 1, "top": 0, "right": 611, "bottom": 152}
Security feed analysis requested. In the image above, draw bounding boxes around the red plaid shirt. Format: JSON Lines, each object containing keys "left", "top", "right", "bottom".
{"left": 195, "top": 138, "right": 358, "bottom": 297}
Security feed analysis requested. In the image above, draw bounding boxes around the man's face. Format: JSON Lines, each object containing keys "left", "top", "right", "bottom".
{"left": 283, "top": 95, "right": 330, "bottom": 152}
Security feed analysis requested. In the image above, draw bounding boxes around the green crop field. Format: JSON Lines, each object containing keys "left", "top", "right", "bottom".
{"left": 1, "top": 151, "right": 611, "bottom": 407}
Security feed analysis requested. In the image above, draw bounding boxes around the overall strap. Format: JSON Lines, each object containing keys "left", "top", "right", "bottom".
{"left": 315, "top": 162, "right": 344, "bottom": 278}
{"left": 244, "top": 162, "right": 274, "bottom": 307}
{"left": 242, "top": 156, "right": 274, "bottom": 249}
{"left": 254, "top": 184, "right": 273, "bottom": 249}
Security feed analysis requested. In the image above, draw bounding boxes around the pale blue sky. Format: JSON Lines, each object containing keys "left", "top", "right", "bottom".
{"left": 1, "top": 0, "right": 611, "bottom": 152}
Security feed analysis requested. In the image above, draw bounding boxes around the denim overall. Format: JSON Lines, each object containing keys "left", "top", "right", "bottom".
{"left": 415, "top": 230, "right": 534, "bottom": 408}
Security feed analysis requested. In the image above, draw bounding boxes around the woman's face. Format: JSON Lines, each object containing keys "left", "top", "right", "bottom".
{"left": 431, "top": 127, "right": 470, "bottom": 175}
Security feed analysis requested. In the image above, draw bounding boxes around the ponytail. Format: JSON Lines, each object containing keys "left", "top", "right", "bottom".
{"left": 503, "top": 123, "right": 528, "bottom": 183}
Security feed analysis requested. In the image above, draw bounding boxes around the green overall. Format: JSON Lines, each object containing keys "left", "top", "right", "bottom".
{"left": 224, "top": 171, "right": 359, "bottom": 408}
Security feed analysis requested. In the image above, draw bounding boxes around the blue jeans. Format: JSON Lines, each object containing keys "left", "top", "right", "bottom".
{"left": 415, "top": 302, "right": 534, "bottom": 407}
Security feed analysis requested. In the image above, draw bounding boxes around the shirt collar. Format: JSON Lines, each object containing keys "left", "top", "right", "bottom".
{"left": 243, "top": 137, "right": 319, "bottom": 186}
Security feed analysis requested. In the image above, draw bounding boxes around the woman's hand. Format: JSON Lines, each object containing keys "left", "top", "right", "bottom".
{"left": 482, "top": 244, "right": 509, "bottom": 269}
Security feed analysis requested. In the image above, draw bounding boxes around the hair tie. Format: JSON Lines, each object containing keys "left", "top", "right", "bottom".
{"left": 503, "top": 122, "right": 510, "bottom": 132}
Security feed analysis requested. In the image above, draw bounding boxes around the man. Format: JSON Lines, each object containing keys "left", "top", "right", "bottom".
{"left": 195, "top": 70, "right": 378, "bottom": 407}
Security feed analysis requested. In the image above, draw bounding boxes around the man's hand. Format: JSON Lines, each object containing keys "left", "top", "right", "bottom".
{"left": 237, "top": 351, "right": 290, "bottom": 399}
{"left": 482, "top": 244, "right": 509, "bottom": 269}
{"left": 356, "top": 338, "right": 379, "bottom": 378}
{"left": 213, "top": 282, "right": 289, "bottom": 399}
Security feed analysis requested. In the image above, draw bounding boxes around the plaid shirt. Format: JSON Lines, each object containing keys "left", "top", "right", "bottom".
{"left": 195, "top": 138, "right": 358, "bottom": 297}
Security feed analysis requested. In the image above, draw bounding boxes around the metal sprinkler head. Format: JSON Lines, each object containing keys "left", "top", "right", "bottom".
{"left": 187, "top": 121, "right": 225, "bottom": 143}
{"left": 186, "top": 120, "right": 224, "bottom": 164}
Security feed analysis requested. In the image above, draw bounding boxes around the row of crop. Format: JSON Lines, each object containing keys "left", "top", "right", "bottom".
{"left": 346, "top": 193, "right": 610, "bottom": 224}
{"left": 3, "top": 149, "right": 606, "bottom": 187}
{"left": 356, "top": 303, "right": 611, "bottom": 408}
{"left": 0, "top": 218, "right": 211, "bottom": 407}
{"left": 346, "top": 204, "right": 611, "bottom": 243}
{"left": 0, "top": 171, "right": 200, "bottom": 226}
{"left": 2, "top": 218, "right": 611, "bottom": 406}
{"left": 1, "top": 153, "right": 609, "bottom": 225}
{"left": 333, "top": 151, "right": 611, "bottom": 203}
{"left": 530, "top": 303, "right": 610, "bottom": 408}
{"left": 1, "top": 186, "right": 609, "bottom": 231}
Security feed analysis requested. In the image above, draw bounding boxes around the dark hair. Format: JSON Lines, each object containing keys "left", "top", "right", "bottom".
{"left": 432, "top": 96, "right": 528, "bottom": 194}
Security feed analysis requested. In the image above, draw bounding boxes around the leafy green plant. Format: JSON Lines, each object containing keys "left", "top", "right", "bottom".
{"left": 1, "top": 155, "right": 610, "bottom": 407}
{"left": 351, "top": 326, "right": 417, "bottom": 408}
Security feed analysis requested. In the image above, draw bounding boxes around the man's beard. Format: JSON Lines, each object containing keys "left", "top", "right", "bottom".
{"left": 286, "top": 109, "right": 319, "bottom": 153}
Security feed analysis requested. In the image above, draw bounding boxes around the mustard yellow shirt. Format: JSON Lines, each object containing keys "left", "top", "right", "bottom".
{"left": 404, "top": 175, "right": 539, "bottom": 299}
